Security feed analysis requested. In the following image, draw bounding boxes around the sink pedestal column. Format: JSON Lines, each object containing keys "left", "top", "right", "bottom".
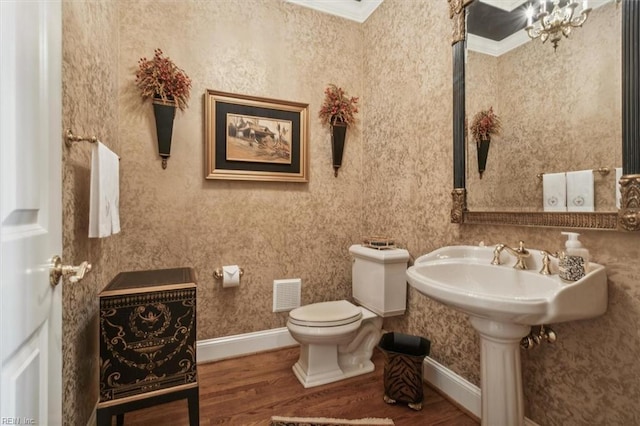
{"left": 469, "top": 316, "right": 530, "bottom": 426}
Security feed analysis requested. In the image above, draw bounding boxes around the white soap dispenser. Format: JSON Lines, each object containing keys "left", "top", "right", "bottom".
{"left": 559, "top": 232, "right": 590, "bottom": 281}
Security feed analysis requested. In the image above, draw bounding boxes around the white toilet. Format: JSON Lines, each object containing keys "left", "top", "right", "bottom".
{"left": 286, "top": 244, "right": 410, "bottom": 388}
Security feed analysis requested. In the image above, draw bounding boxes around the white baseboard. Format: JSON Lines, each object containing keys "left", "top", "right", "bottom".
{"left": 196, "top": 328, "right": 538, "bottom": 426}
{"left": 424, "top": 357, "right": 539, "bottom": 426}
{"left": 197, "top": 327, "right": 297, "bottom": 363}
{"left": 423, "top": 356, "right": 482, "bottom": 417}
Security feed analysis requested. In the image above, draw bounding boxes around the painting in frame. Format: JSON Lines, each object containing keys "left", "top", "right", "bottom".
{"left": 205, "top": 90, "right": 309, "bottom": 182}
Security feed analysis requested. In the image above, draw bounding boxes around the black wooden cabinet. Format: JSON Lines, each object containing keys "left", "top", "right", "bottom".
{"left": 97, "top": 268, "right": 198, "bottom": 426}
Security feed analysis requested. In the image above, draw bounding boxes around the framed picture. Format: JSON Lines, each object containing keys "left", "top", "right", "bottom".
{"left": 205, "top": 90, "right": 309, "bottom": 182}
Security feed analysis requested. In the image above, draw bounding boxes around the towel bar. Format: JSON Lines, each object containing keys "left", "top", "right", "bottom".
{"left": 65, "top": 129, "right": 120, "bottom": 159}
{"left": 65, "top": 129, "right": 98, "bottom": 147}
{"left": 536, "top": 167, "right": 610, "bottom": 181}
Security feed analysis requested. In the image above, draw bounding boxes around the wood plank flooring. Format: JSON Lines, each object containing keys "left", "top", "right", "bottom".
{"left": 120, "top": 347, "right": 479, "bottom": 425}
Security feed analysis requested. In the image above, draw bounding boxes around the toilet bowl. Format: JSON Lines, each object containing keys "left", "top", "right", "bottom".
{"left": 286, "top": 244, "right": 410, "bottom": 388}
{"left": 287, "top": 300, "right": 383, "bottom": 388}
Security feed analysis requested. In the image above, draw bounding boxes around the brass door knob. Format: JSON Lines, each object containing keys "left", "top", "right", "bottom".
{"left": 49, "top": 255, "right": 92, "bottom": 286}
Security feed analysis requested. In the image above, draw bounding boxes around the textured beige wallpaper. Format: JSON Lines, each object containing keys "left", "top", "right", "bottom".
{"left": 61, "top": 1, "right": 120, "bottom": 425}
{"left": 117, "top": 0, "right": 365, "bottom": 340}
{"left": 361, "top": 0, "right": 480, "bottom": 385}
{"left": 60, "top": 0, "right": 640, "bottom": 425}
{"left": 366, "top": 1, "right": 640, "bottom": 425}
{"left": 466, "top": 2, "right": 622, "bottom": 212}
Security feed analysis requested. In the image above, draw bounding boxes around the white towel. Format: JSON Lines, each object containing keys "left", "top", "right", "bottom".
{"left": 89, "top": 142, "right": 120, "bottom": 238}
{"left": 616, "top": 167, "right": 623, "bottom": 209}
{"left": 566, "top": 170, "right": 594, "bottom": 212}
{"left": 542, "top": 172, "right": 567, "bottom": 212}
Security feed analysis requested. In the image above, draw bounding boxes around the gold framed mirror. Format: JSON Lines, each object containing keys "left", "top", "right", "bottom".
{"left": 449, "top": 0, "right": 639, "bottom": 231}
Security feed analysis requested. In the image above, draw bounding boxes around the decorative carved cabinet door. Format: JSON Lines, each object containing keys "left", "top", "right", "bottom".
{"left": 98, "top": 268, "right": 197, "bottom": 405}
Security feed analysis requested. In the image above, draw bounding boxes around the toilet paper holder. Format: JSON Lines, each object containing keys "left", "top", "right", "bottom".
{"left": 213, "top": 267, "right": 244, "bottom": 280}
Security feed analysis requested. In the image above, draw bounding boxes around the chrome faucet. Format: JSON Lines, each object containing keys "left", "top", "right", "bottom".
{"left": 491, "top": 241, "right": 530, "bottom": 270}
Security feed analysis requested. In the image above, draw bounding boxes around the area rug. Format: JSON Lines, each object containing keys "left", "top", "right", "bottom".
{"left": 270, "top": 416, "right": 394, "bottom": 426}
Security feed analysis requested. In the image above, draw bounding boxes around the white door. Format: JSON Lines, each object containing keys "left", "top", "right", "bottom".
{"left": 1, "top": 1, "right": 63, "bottom": 425}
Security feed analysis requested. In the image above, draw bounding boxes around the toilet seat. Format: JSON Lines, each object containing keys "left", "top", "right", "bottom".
{"left": 288, "top": 300, "right": 362, "bottom": 327}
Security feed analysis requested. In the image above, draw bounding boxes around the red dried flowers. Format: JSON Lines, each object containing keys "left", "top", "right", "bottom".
{"left": 135, "top": 49, "right": 192, "bottom": 111}
{"left": 470, "top": 107, "right": 502, "bottom": 142}
{"left": 319, "top": 84, "right": 359, "bottom": 126}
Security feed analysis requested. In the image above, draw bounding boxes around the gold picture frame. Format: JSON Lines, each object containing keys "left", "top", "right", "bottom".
{"left": 205, "top": 90, "right": 309, "bottom": 182}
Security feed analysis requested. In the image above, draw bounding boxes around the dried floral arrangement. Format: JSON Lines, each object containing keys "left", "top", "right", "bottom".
{"left": 135, "top": 48, "right": 192, "bottom": 111}
{"left": 470, "top": 107, "right": 502, "bottom": 142}
{"left": 319, "top": 84, "right": 359, "bottom": 126}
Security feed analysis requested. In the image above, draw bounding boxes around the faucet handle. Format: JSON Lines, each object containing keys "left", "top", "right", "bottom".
{"left": 539, "top": 250, "right": 559, "bottom": 275}
{"left": 515, "top": 241, "right": 530, "bottom": 256}
{"left": 491, "top": 244, "right": 505, "bottom": 265}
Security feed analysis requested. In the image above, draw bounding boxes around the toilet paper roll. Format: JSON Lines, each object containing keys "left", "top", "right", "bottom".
{"left": 222, "top": 265, "right": 241, "bottom": 288}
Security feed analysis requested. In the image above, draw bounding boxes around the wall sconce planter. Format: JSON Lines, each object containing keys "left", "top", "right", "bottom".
{"left": 331, "top": 122, "right": 347, "bottom": 177}
{"left": 477, "top": 138, "right": 490, "bottom": 179}
{"left": 152, "top": 97, "right": 176, "bottom": 169}
{"left": 470, "top": 107, "right": 501, "bottom": 180}
{"left": 135, "top": 48, "right": 191, "bottom": 170}
{"left": 319, "top": 84, "right": 359, "bottom": 178}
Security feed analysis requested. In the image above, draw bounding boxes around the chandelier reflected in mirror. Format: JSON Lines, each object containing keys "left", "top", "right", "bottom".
{"left": 525, "top": 0, "right": 592, "bottom": 50}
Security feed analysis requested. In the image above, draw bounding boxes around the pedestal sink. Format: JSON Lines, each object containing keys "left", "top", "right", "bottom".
{"left": 406, "top": 245, "right": 607, "bottom": 426}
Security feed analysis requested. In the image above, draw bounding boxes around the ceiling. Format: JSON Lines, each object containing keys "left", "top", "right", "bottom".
{"left": 468, "top": 0, "right": 614, "bottom": 56}
{"left": 285, "top": 0, "right": 612, "bottom": 54}
{"left": 467, "top": 0, "right": 531, "bottom": 56}
{"left": 468, "top": 1, "right": 529, "bottom": 41}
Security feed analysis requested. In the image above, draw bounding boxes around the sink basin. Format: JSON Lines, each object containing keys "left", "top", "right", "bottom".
{"left": 407, "top": 245, "right": 607, "bottom": 426}
{"left": 406, "top": 245, "right": 607, "bottom": 325}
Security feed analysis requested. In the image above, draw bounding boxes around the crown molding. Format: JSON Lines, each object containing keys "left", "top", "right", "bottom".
{"left": 478, "top": 0, "right": 526, "bottom": 12}
{"left": 467, "top": 30, "right": 531, "bottom": 56}
{"left": 285, "top": 0, "right": 384, "bottom": 23}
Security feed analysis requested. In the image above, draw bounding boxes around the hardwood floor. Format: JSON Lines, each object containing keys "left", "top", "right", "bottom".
{"left": 121, "top": 347, "right": 479, "bottom": 425}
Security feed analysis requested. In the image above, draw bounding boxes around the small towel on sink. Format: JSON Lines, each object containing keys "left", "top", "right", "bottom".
{"left": 616, "top": 167, "right": 623, "bottom": 209}
{"left": 542, "top": 172, "right": 567, "bottom": 212}
{"left": 566, "top": 170, "right": 594, "bottom": 212}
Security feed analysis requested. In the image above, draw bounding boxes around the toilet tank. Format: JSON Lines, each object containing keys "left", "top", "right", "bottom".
{"left": 349, "top": 244, "right": 410, "bottom": 317}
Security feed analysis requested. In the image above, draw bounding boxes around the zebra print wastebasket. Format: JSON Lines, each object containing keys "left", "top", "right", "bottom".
{"left": 378, "top": 332, "right": 431, "bottom": 411}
